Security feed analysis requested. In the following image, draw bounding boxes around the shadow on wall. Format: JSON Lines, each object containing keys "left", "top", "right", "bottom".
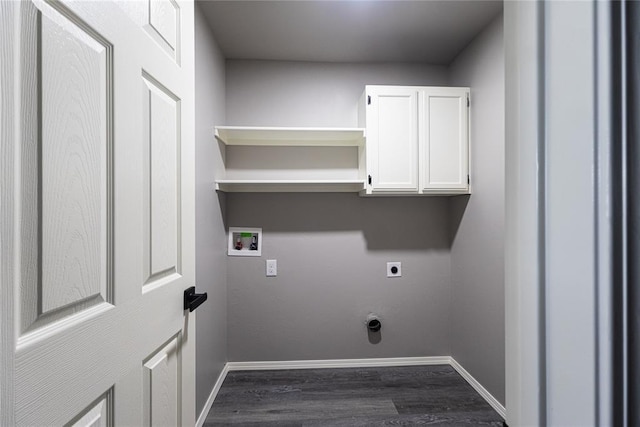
{"left": 225, "top": 192, "right": 466, "bottom": 251}
{"left": 449, "top": 194, "right": 470, "bottom": 245}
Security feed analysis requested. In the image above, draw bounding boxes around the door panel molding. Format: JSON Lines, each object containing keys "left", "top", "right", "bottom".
{"left": 141, "top": 71, "right": 182, "bottom": 289}
{"left": 14, "top": 0, "right": 115, "bottom": 336}
{"left": 66, "top": 387, "right": 114, "bottom": 427}
{"left": 143, "top": 333, "right": 182, "bottom": 427}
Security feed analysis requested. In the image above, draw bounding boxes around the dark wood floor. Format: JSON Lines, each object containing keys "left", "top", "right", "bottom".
{"left": 204, "top": 365, "right": 504, "bottom": 426}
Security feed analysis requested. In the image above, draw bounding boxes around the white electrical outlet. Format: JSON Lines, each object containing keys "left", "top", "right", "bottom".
{"left": 266, "top": 259, "right": 277, "bottom": 277}
{"left": 387, "top": 262, "right": 402, "bottom": 278}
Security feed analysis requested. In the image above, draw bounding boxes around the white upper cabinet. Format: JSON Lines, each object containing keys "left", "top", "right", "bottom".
{"left": 360, "top": 85, "right": 470, "bottom": 195}
{"left": 361, "top": 86, "right": 419, "bottom": 193}
{"left": 421, "top": 87, "right": 470, "bottom": 193}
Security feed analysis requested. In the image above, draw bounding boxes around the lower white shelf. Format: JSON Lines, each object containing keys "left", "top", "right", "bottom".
{"left": 215, "top": 179, "right": 366, "bottom": 193}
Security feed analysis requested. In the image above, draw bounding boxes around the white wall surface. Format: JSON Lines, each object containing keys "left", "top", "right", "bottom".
{"left": 194, "top": 4, "right": 227, "bottom": 416}
{"left": 224, "top": 61, "right": 454, "bottom": 361}
{"left": 544, "top": 2, "right": 598, "bottom": 423}
{"left": 448, "top": 14, "right": 505, "bottom": 404}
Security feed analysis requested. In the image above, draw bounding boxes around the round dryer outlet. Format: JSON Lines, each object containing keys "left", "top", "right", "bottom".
{"left": 386, "top": 262, "right": 402, "bottom": 278}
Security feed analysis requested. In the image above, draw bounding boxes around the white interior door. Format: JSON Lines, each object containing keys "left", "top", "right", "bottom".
{"left": 1, "top": 0, "right": 196, "bottom": 425}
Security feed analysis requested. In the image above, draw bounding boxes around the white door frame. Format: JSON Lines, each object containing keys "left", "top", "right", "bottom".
{"left": 505, "top": 1, "right": 617, "bottom": 425}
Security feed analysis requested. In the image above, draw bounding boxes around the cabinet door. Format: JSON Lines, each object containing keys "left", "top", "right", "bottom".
{"left": 420, "top": 88, "right": 470, "bottom": 193}
{"left": 366, "top": 87, "right": 419, "bottom": 193}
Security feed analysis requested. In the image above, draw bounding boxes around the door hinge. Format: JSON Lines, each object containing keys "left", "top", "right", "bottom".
{"left": 467, "top": 175, "right": 470, "bottom": 185}
{"left": 368, "top": 95, "right": 371, "bottom": 105}
{"left": 467, "top": 96, "right": 470, "bottom": 107}
{"left": 368, "top": 175, "right": 372, "bottom": 185}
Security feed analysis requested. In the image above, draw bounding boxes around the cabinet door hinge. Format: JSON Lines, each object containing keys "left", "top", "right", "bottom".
{"left": 368, "top": 175, "right": 372, "bottom": 185}
{"left": 467, "top": 96, "right": 470, "bottom": 107}
{"left": 467, "top": 175, "right": 470, "bottom": 185}
{"left": 367, "top": 95, "right": 371, "bottom": 105}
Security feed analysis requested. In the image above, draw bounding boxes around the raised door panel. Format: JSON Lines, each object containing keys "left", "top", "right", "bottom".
{"left": 142, "top": 74, "right": 181, "bottom": 287}
{"left": 113, "top": 0, "right": 180, "bottom": 64}
{"left": 145, "top": 0, "right": 181, "bottom": 64}
{"left": 421, "top": 88, "right": 469, "bottom": 193}
{"left": 367, "top": 87, "right": 418, "bottom": 193}
{"left": 40, "top": 4, "right": 110, "bottom": 315}
{"left": 68, "top": 390, "right": 113, "bottom": 427}
{"left": 16, "top": 0, "right": 114, "bottom": 338}
{"left": 143, "top": 335, "right": 181, "bottom": 427}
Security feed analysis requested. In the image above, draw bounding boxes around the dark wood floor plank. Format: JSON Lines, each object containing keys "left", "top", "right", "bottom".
{"left": 204, "top": 421, "right": 302, "bottom": 427}
{"left": 207, "top": 398, "right": 398, "bottom": 424}
{"left": 302, "top": 411, "right": 504, "bottom": 426}
{"left": 205, "top": 365, "right": 503, "bottom": 426}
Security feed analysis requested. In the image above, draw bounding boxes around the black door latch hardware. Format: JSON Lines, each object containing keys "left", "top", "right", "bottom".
{"left": 184, "top": 286, "right": 208, "bottom": 312}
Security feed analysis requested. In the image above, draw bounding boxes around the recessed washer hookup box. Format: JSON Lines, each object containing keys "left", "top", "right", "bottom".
{"left": 228, "top": 227, "right": 262, "bottom": 257}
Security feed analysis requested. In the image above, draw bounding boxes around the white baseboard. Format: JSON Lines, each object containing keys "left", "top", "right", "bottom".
{"left": 226, "top": 356, "right": 451, "bottom": 371}
{"left": 195, "top": 363, "right": 229, "bottom": 427}
{"left": 449, "top": 357, "right": 506, "bottom": 419}
{"left": 197, "top": 356, "right": 505, "bottom": 423}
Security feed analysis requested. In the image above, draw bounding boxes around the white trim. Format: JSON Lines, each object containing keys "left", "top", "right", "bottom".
{"left": 195, "top": 364, "right": 230, "bottom": 427}
{"left": 197, "top": 357, "right": 505, "bottom": 423}
{"left": 226, "top": 356, "right": 451, "bottom": 371}
{"left": 504, "top": 2, "right": 545, "bottom": 424}
{"left": 449, "top": 357, "right": 506, "bottom": 419}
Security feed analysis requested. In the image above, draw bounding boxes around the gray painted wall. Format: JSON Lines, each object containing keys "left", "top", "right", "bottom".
{"left": 194, "top": 4, "right": 227, "bottom": 416}
{"left": 224, "top": 61, "right": 454, "bottom": 361}
{"left": 448, "top": 14, "right": 505, "bottom": 404}
{"left": 226, "top": 60, "right": 449, "bottom": 127}
{"left": 227, "top": 193, "right": 452, "bottom": 360}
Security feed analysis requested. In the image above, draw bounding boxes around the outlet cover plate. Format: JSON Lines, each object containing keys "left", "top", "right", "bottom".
{"left": 387, "top": 262, "right": 402, "bottom": 278}
{"left": 266, "top": 259, "right": 277, "bottom": 277}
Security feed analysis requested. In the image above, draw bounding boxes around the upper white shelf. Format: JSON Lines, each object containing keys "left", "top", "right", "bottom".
{"left": 214, "top": 126, "right": 366, "bottom": 147}
{"left": 215, "top": 179, "right": 366, "bottom": 193}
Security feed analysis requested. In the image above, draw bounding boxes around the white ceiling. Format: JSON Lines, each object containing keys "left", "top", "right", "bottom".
{"left": 198, "top": 0, "right": 503, "bottom": 65}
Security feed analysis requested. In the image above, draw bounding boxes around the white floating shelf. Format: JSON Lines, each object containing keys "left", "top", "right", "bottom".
{"left": 215, "top": 179, "right": 366, "bottom": 193}
{"left": 215, "top": 126, "right": 366, "bottom": 147}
